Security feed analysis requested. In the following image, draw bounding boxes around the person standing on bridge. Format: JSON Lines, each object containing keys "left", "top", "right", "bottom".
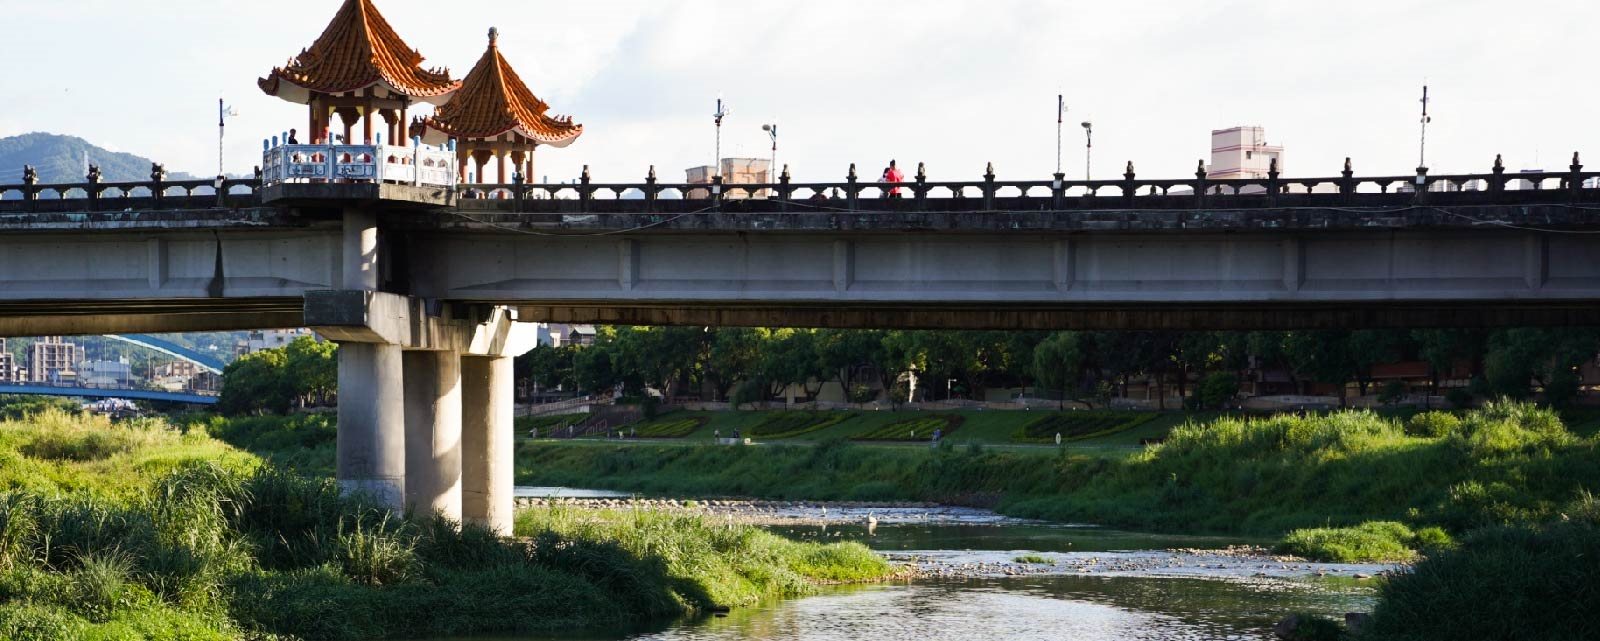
{"left": 287, "top": 128, "right": 299, "bottom": 145}
{"left": 884, "top": 160, "right": 905, "bottom": 198}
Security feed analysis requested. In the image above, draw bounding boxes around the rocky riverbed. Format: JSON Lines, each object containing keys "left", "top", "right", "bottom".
{"left": 515, "top": 495, "right": 1033, "bottom": 526}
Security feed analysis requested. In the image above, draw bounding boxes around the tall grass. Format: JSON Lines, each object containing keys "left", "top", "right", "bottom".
{"left": 519, "top": 402, "right": 1599, "bottom": 541}
{"left": 0, "top": 407, "right": 895, "bottom": 640}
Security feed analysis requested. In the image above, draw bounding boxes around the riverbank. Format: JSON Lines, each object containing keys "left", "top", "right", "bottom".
{"left": 0, "top": 409, "right": 897, "bottom": 640}
{"left": 517, "top": 403, "right": 1599, "bottom": 549}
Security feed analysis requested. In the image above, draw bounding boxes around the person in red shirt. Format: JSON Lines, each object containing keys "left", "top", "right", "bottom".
{"left": 884, "top": 159, "right": 905, "bottom": 198}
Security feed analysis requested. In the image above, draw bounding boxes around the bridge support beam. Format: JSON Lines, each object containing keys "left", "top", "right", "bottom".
{"left": 461, "top": 355, "right": 514, "bottom": 535}
{"left": 336, "top": 342, "right": 405, "bottom": 508}
{"left": 403, "top": 350, "right": 463, "bottom": 521}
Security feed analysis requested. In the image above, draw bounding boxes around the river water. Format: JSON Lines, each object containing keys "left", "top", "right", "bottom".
{"left": 423, "top": 489, "right": 1387, "bottom": 641}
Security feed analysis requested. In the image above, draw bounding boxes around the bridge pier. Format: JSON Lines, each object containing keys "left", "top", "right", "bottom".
{"left": 335, "top": 342, "right": 406, "bottom": 507}
{"left": 461, "top": 355, "right": 515, "bottom": 535}
{"left": 403, "top": 350, "right": 463, "bottom": 521}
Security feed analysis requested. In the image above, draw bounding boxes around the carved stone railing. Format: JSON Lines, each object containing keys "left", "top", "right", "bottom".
{"left": 260, "top": 143, "right": 456, "bottom": 188}
{"left": 2, "top": 154, "right": 1596, "bottom": 215}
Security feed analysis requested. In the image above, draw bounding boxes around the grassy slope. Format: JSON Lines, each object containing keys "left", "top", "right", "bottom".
{"left": 0, "top": 409, "right": 892, "bottom": 641}
{"left": 518, "top": 404, "right": 1599, "bottom": 539}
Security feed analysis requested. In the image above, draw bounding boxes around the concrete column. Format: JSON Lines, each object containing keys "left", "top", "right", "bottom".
{"left": 342, "top": 208, "right": 379, "bottom": 290}
{"left": 337, "top": 342, "right": 405, "bottom": 509}
{"left": 404, "top": 350, "right": 463, "bottom": 521}
{"left": 461, "top": 355, "right": 514, "bottom": 535}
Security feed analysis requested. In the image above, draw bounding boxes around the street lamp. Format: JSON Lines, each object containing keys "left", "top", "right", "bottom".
{"left": 713, "top": 94, "right": 730, "bottom": 179}
{"left": 1080, "top": 121, "right": 1093, "bottom": 181}
{"left": 761, "top": 122, "right": 778, "bottom": 182}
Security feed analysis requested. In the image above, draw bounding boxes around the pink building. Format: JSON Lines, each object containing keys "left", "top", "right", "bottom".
{"left": 1206, "top": 126, "right": 1282, "bottom": 179}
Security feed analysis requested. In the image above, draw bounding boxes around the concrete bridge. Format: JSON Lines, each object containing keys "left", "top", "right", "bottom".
{"left": 4, "top": 153, "right": 1599, "bottom": 532}
{"left": 0, "top": 382, "right": 218, "bottom": 405}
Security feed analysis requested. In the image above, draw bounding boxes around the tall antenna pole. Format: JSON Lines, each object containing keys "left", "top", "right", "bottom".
{"left": 1056, "top": 95, "right": 1064, "bottom": 175}
{"left": 218, "top": 98, "right": 225, "bottom": 179}
{"left": 713, "top": 95, "right": 729, "bottom": 179}
{"left": 1417, "top": 85, "right": 1431, "bottom": 171}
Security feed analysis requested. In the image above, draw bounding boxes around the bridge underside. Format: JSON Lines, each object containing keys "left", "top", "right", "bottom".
{"left": 0, "top": 298, "right": 303, "bottom": 336}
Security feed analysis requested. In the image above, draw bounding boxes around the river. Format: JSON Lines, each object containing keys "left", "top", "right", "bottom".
{"left": 420, "top": 488, "right": 1389, "bottom": 641}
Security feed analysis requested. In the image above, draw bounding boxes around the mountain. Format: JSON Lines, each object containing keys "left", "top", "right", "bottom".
{"left": 0, "top": 132, "right": 196, "bottom": 185}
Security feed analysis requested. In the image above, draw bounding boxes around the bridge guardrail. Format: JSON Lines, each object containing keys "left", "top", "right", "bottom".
{"left": 2, "top": 154, "right": 1595, "bottom": 214}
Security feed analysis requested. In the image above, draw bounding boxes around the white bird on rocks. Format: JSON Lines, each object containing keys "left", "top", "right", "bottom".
{"left": 866, "top": 512, "right": 879, "bottom": 536}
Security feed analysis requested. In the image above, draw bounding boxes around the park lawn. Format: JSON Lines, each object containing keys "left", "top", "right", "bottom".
{"left": 626, "top": 409, "right": 1187, "bottom": 449}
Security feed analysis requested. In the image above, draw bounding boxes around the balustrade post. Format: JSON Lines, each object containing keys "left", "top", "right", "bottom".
{"left": 1412, "top": 165, "right": 1429, "bottom": 205}
{"left": 23, "top": 165, "right": 37, "bottom": 212}
{"left": 86, "top": 164, "right": 102, "bottom": 211}
{"left": 1266, "top": 157, "right": 1280, "bottom": 207}
{"left": 914, "top": 163, "right": 928, "bottom": 211}
{"left": 1340, "top": 158, "right": 1354, "bottom": 205}
{"left": 1052, "top": 171, "right": 1066, "bottom": 210}
{"left": 150, "top": 163, "right": 167, "bottom": 209}
{"left": 712, "top": 175, "right": 724, "bottom": 212}
{"left": 579, "top": 165, "right": 592, "bottom": 213}
{"left": 645, "top": 165, "right": 658, "bottom": 210}
{"left": 846, "top": 163, "right": 858, "bottom": 211}
{"left": 1122, "top": 162, "right": 1136, "bottom": 208}
{"left": 778, "top": 164, "right": 791, "bottom": 212}
{"left": 512, "top": 170, "right": 524, "bottom": 213}
{"left": 1569, "top": 152, "right": 1583, "bottom": 199}
{"left": 1490, "top": 154, "right": 1507, "bottom": 198}
{"left": 1193, "top": 160, "right": 1207, "bottom": 209}
{"left": 982, "top": 162, "right": 996, "bottom": 211}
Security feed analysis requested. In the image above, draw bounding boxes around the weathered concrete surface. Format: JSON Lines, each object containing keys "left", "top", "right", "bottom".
{"left": 403, "top": 350, "right": 463, "bottom": 521}
{"left": 461, "top": 355, "right": 514, "bottom": 535}
{"left": 261, "top": 182, "right": 453, "bottom": 208}
{"left": 336, "top": 342, "right": 405, "bottom": 510}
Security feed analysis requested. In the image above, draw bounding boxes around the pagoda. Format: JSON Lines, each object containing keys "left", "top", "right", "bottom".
{"left": 259, "top": 0, "right": 459, "bottom": 147}
{"left": 419, "top": 28, "right": 583, "bottom": 184}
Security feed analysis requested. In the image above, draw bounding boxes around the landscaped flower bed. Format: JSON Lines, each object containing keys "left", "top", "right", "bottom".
{"left": 851, "top": 414, "right": 965, "bottom": 441}
{"left": 1012, "top": 411, "right": 1156, "bottom": 443}
{"left": 633, "top": 414, "right": 711, "bottom": 438}
{"left": 746, "top": 411, "right": 858, "bottom": 439}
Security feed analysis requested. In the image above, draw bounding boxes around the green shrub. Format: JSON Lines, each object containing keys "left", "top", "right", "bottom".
{"left": 1365, "top": 518, "right": 1600, "bottom": 641}
{"left": 631, "top": 414, "right": 709, "bottom": 438}
{"left": 1276, "top": 521, "right": 1418, "bottom": 563}
{"left": 745, "top": 412, "right": 857, "bottom": 439}
{"left": 1012, "top": 554, "right": 1050, "bottom": 564}
{"left": 1444, "top": 387, "right": 1473, "bottom": 409}
{"left": 852, "top": 415, "right": 964, "bottom": 441}
{"left": 1277, "top": 613, "right": 1344, "bottom": 641}
{"left": 1012, "top": 411, "right": 1155, "bottom": 444}
{"left": 1405, "top": 411, "right": 1461, "bottom": 437}
{"left": 1194, "top": 372, "right": 1240, "bottom": 410}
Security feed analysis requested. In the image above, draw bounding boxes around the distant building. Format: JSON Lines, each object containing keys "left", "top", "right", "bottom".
{"left": 78, "top": 358, "right": 132, "bottom": 387}
{"left": 153, "top": 361, "right": 221, "bottom": 393}
{"left": 30, "top": 336, "right": 79, "bottom": 384}
{"left": 235, "top": 328, "right": 314, "bottom": 357}
{"left": 0, "top": 338, "right": 15, "bottom": 383}
{"left": 1206, "top": 126, "right": 1283, "bottom": 180}
{"left": 686, "top": 158, "right": 772, "bottom": 199}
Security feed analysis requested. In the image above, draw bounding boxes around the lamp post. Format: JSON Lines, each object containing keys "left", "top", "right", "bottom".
{"left": 761, "top": 122, "right": 778, "bottom": 181}
{"left": 217, "top": 98, "right": 238, "bottom": 186}
{"left": 1416, "top": 85, "right": 1431, "bottom": 183}
{"left": 1080, "top": 121, "right": 1093, "bottom": 181}
{"left": 713, "top": 94, "right": 730, "bottom": 178}
{"left": 1056, "top": 95, "right": 1065, "bottom": 175}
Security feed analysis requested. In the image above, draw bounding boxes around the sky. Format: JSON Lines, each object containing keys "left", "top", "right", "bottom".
{"left": 1, "top": 0, "right": 1595, "bottom": 183}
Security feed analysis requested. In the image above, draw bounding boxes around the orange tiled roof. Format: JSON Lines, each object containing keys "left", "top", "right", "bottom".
{"left": 424, "top": 29, "right": 583, "bottom": 146}
{"left": 259, "top": 0, "right": 458, "bottom": 101}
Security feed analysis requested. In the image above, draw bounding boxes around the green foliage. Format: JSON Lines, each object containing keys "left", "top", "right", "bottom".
{"left": 1277, "top": 613, "right": 1345, "bottom": 641}
{"left": 1012, "top": 411, "right": 1156, "bottom": 444}
{"left": 1377, "top": 380, "right": 1406, "bottom": 406}
{"left": 1012, "top": 554, "right": 1050, "bottom": 564}
{"left": 852, "top": 415, "right": 963, "bottom": 441}
{"left": 1276, "top": 521, "right": 1419, "bottom": 563}
{"left": 219, "top": 336, "right": 336, "bottom": 416}
{"left": 632, "top": 415, "right": 709, "bottom": 438}
{"left": 1404, "top": 411, "right": 1461, "bottom": 437}
{"left": 1366, "top": 504, "right": 1600, "bottom": 641}
{"left": 745, "top": 411, "right": 857, "bottom": 439}
{"left": 0, "top": 409, "right": 894, "bottom": 640}
{"left": 515, "top": 413, "right": 587, "bottom": 437}
{"left": 1194, "top": 372, "right": 1240, "bottom": 410}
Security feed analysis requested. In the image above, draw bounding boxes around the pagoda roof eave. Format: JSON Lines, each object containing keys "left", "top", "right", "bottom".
{"left": 259, "top": 74, "right": 457, "bottom": 106}
{"left": 422, "top": 118, "right": 584, "bottom": 148}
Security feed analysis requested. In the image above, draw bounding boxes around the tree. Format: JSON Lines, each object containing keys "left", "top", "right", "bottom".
{"left": 1032, "top": 332, "right": 1084, "bottom": 409}
{"left": 284, "top": 336, "right": 337, "bottom": 407}
{"left": 218, "top": 349, "right": 291, "bottom": 415}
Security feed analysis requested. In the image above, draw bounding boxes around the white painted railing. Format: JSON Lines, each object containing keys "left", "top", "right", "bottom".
{"left": 260, "top": 143, "right": 457, "bottom": 188}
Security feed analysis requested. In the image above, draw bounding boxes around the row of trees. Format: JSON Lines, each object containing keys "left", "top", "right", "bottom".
{"left": 518, "top": 326, "right": 1600, "bottom": 408}
{"left": 218, "top": 336, "right": 337, "bottom": 415}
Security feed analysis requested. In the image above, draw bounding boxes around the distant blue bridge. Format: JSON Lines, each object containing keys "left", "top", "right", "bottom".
{"left": 0, "top": 382, "right": 218, "bottom": 405}
{"left": 103, "top": 334, "right": 226, "bottom": 374}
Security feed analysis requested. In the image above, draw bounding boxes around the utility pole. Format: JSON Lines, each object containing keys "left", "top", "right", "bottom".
{"left": 762, "top": 122, "right": 778, "bottom": 182}
{"left": 713, "top": 95, "right": 730, "bottom": 178}
{"left": 1417, "top": 85, "right": 1431, "bottom": 174}
{"left": 1056, "top": 95, "right": 1065, "bottom": 175}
